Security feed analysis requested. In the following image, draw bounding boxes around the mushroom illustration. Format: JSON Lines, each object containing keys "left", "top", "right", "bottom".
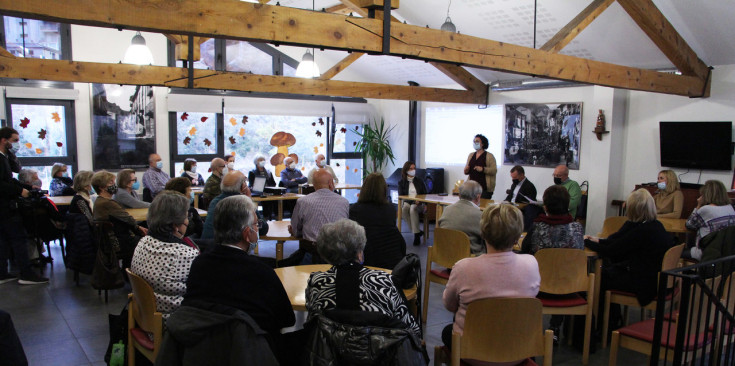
{"left": 270, "top": 131, "right": 296, "bottom": 176}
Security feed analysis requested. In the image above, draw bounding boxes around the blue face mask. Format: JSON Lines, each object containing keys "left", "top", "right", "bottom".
{"left": 131, "top": 181, "right": 140, "bottom": 190}
{"left": 657, "top": 182, "right": 667, "bottom": 190}
{"left": 156, "top": 161, "right": 163, "bottom": 170}
{"left": 189, "top": 191, "right": 195, "bottom": 204}
{"left": 9, "top": 142, "right": 20, "bottom": 154}
{"left": 62, "top": 172, "right": 69, "bottom": 178}
{"left": 90, "top": 187, "right": 96, "bottom": 195}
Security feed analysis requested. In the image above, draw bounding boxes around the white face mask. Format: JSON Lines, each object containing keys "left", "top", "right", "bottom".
{"left": 258, "top": 160, "right": 265, "bottom": 168}
{"left": 289, "top": 162, "right": 296, "bottom": 169}
{"left": 657, "top": 182, "right": 667, "bottom": 190}
{"left": 227, "top": 162, "right": 235, "bottom": 170}
{"left": 317, "top": 159, "right": 325, "bottom": 168}
{"left": 407, "top": 170, "right": 416, "bottom": 177}
{"left": 222, "top": 167, "right": 229, "bottom": 176}
{"left": 190, "top": 166, "right": 197, "bottom": 173}
{"left": 473, "top": 142, "right": 482, "bottom": 150}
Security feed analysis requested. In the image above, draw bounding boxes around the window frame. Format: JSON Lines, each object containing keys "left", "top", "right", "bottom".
{"left": 168, "top": 111, "right": 224, "bottom": 174}
{"left": 3, "top": 98, "right": 78, "bottom": 174}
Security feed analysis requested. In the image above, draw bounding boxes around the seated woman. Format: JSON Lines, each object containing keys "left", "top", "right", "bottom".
{"left": 654, "top": 169, "right": 684, "bottom": 218}
{"left": 49, "top": 162, "right": 75, "bottom": 196}
{"left": 113, "top": 169, "right": 150, "bottom": 209}
{"left": 687, "top": 180, "right": 735, "bottom": 260}
{"left": 248, "top": 154, "right": 277, "bottom": 218}
{"left": 165, "top": 177, "right": 204, "bottom": 238}
{"left": 442, "top": 204, "right": 540, "bottom": 354}
{"left": 306, "top": 219, "right": 421, "bottom": 338}
{"left": 69, "top": 170, "right": 95, "bottom": 224}
{"left": 522, "top": 185, "right": 584, "bottom": 255}
{"left": 92, "top": 170, "right": 147, "bottom": 269}
{"left": 181, "top": 158, "right": 204, "bottom": 186}
{"left": 131, "top": 190, "right": 200, "bottom": 319}
{"left": 398, "top": 161, "right": 427, "bottom": 246}
{"left": 585, "top": 189, "right": 674, "bottom": 326}
{"left": 349, "top": 172, "right": 405, "bottom": 269}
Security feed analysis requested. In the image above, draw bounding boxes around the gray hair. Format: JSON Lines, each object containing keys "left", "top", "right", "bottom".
{"left": 18, "top": 169, "right": 37, "bottom": 185}
{"left": 252, "top": 154, "right": 266, "bottom": 167}
{"left": 51, "top": 162, "right": 66, "bottom": 178}
{"left": 459, "top": 180, "right": 482, "bottom": 201}
{"left": 147, "top": 190, "right": 189, "bottom": 238}
{"left": 221, "top": 173, "right": 247, "bottom": 194}
{"left": 73, "top": 171, "right": 94, "bottom": 192}
{"left": 316, "top": 219, "right": 367, "bottom": 266}
{"left": 214, "top": 195, "right": 256, "bottom": 245}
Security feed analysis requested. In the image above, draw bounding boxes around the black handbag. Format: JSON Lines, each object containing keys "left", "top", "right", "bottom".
{"left": 576, "top": 181, "right": 589, "bottom": 219}
{"left": 90, "top": 248, "right": 124, "bottom": 290}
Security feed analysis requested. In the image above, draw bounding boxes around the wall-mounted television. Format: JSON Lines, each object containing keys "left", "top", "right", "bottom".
{"left": 659, "top": 121, "right": 733, "bottom": 171}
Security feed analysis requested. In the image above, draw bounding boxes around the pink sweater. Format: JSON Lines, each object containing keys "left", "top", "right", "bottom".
{"left": 443, "top": 251, "right": 540, "bottom": 334}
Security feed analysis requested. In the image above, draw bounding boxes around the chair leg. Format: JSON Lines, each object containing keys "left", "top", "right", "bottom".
{"left": 568, "top": 316, "right": 575, "bottom": 346}
{"left": 583, "top": 309, "right": 592, "bottom": 365}
{"left": 423, "top": 217, "right": 429, "bottom": 244}
{"left": 422, "top": 278, "right": 431, "bottom": 324}
{"left": 609, "top": 331, "right": 620, "bottom": 366}
{"left": 602, "top": 291, "right": 611, "bottom": 348}
{"left": 433, "top": 345, "right": 447, "bottom": 366}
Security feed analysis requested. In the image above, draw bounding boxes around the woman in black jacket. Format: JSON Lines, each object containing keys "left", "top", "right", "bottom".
{"left": 398, "top": 161, "right": 427, "bottom": 246}
{"left": 349, "top": 173, "right": 405, "bottom": 269}
{"left": 585, "top": 188, "right": 674, "bottom": 327}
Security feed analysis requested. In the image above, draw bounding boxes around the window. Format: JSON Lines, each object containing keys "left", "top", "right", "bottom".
{"left": 225, "top": 41, "right": 273, "bottom": 74}
{"left": 174, "top": 38, "right": 217, "bottom": 70}
{"left": 4, "top": 98, "right": 77, "bottom": 186}
{"left": 169, "top": 112, "right": 223, "bottom": 177}
{"left": 425, "top": 105, "right": 503, "bottom": 166}
{"left": 167, "top": 39, "right": 299, "bottom": 76}
{"left": 331, "top": 123, "right": 364, "bottom": 202}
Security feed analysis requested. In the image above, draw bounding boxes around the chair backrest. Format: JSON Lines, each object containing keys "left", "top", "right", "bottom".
{"left": 660, "top": 244, "right": 685, "bottom": 287}
{"left": 535, "top": 248, "right": 589, "bottom": 295}
{"left": 142, "top": 187, "right": 153, "bottom": 203}
{"left": 456, "top": 298, "right": 547, "bottom": 363}
{"left": 126, "top": 268, "right": 161, "bottom": 332}
{"left": 431, "top": 228, "right": 471, "bottom": 269}
{"left": 599, "top": 216, "right": 627, "bottom": 238}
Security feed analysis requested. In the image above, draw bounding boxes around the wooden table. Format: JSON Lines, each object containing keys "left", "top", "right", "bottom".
{"left": 396, "top": 194, "right": 497, "bottom": 231}
{"left": 298, "top": 183, "right": 362, "bottom": 195}
{"left": 274, "top": 264, "right": 417, "bottom": 311}
{"left": 191, "top": 187, "right": 204, "bottom": 209}
{"left": 260, "top": 220, "right": 296, "bottom": 261}
{"left": 48, "top": 195, "right": 73, "bottom": 206}
{"left": 252, "top": 193, "right": 303, "bottom": 220}
{"left": 125, "top": 207, "right": 207, "bottom": 222}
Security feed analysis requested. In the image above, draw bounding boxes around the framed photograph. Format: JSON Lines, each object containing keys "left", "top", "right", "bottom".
{"left": 91, "top": 84, "right": 156, "bottom": 170}
{"left": 503, "top": 103, "right": 582, "bottom": 169}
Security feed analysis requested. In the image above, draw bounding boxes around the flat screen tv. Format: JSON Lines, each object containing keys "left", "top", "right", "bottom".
{"left": 659, "top": 121, "right": 733, "bottom": 171}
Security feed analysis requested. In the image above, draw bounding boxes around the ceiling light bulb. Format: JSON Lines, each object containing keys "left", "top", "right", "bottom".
{"left": 123, "top": 32, "right": 155, "bottom": 65}
{"left": 295, "top": 49, "right": 320, "bottom": 78}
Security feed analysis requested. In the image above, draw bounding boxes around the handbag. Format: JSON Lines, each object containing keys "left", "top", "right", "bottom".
{"left": 392, "top": 253, "right": 421, "bottom": 290}
{"left": 576, "top": 180, "right": 589, "bottom": 219}
{"left": 90, "top": 247, "right": 124, "bottom": 290}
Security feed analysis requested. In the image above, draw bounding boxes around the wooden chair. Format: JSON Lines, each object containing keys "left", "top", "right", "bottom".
{"left": 422, "top": 227, "right": 471, "bottom": 324}
{"left": 126, "top": 268, "right": 163, "bottom": 365}
{"left": 433, "top": 298, "right": 553, "bottom": 366}
{"left": 598, "top": 216, "right": 627, "bottom": 238}
{"left": 535, "top": 248, "right": 595, "bottom": 365}
{"left": 601, "top": 243, "right": 686, "bottom": 348}
{"left": 609, "top": 275, "right": 721, "bottom": 366}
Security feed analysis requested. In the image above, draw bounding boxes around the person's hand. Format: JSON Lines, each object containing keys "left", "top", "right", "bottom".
{"left": 138, "top": 226, "right": 148, "bottom": 236}
{"left": 21, "top": 189, "right": 29, "bottom": 198}
{"left": 696, "top": 195, "right": 704, "bottom": 209}
{"left": 475, "top": 166, "right": 483, "bottom": 172}
{"left": 463, "top": 165, "right": 470, "bottom": 175}
{"left": 242, "top": 185, "right": 252, "bottom": 197}
{"left": 584, "top": 235, "right": 599, "bottom": 243}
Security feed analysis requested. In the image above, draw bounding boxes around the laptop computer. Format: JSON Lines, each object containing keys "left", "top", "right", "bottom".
{"left": 252, "top": 176, "right": 266, "bottom": 196}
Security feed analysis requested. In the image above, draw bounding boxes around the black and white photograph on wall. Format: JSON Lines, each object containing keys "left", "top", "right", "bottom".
{"left": 503, "top": 103, "right": 582, "bottom": 170}
{"left": 91, "top": 83, "right": 156, "bottom": 170}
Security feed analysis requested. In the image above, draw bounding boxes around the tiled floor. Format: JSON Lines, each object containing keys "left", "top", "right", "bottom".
{"left": 3, "top": 225, "right": 648, "bottom": 365}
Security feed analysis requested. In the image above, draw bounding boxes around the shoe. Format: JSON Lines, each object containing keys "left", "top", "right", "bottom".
{"left": 0, "top": 274, "right": 17, "bottom": 284}
{"left": 549, "top": 326, "right": 560, "bottom": 347}
{"left": 413, "top": 232, "right": 423, "bottom": 246}
{"left": 18, "top": 273, "right": 49, "bottom": 285}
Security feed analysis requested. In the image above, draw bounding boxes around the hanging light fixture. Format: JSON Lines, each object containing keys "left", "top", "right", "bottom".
{"left": 295, "top": 49, "right": 320, "bottom": 78}
{"left": 123, "top": 31, "right": 154, "bottom": 65}
{"left": 440, "top": 0, "right": 457, "bottom": 33}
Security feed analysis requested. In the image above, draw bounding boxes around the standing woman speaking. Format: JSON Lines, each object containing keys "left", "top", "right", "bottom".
{"left": 464, "top": 134, "right": 497, "bottom": 199}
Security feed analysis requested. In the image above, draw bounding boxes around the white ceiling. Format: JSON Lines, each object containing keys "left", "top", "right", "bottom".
{"left": 258, "top": 0, "right": 735, "bottom": 88}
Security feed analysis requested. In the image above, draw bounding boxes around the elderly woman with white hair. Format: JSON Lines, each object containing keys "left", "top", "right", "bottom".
{"left": 131, "top": 190, "right": 200, "bottom": 319}
{"left": 305, "top": 218, "right": 421, "bottom": 337}
{"left": 585, "top": 188, "right": 674, "bottom": 328}
{"left": 49, "top": 162, "right": 75, "bottom": 196}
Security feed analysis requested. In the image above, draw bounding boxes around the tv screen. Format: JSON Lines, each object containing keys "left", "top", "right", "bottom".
{"left": 659, "top": 121, "right": 732, "bottom": 171}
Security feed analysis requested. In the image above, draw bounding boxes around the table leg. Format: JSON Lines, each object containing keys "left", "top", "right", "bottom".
{"left": 593, "top": 258, "right": 602, "bottom": 320}
{"left": 397, "top": 198, "right": 403, "bottom": 231}
{"left": 278, "top": 201, "right": 283, "bottom": 220}
{"left": 436, "top": 204, "right": 444, "bottom": 221}
{"left": 276, "top": 241, "right": 284, "bottom": 261}
{"left": 194, "top": 194, "right": 199, "bottom": 209}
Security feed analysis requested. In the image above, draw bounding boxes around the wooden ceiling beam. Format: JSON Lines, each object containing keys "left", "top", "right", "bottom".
{"left": 0, "top": 57, "right": 485, "bottom": 104}
{"left": 0, "top": 46, "right": 15, "bottom": 58}
{"left": 326, "top": 4, "right": 353, "bottom": 16}
{"left": 165, "top": 35, "right": 210, "bottom": 61}
{"left": 541, "top": 0, "right": 615, "bottom": 53}
{"left": 616, "top": 0, "right": 710, "bottom": 81}
{"left": 318, "top": 52, "right": 364, "bottom": 80}
{"left": 0, "top": 0, "right": 708, "bottom": 97}
{"left": 429, "top": 62, "right": 485, "bottom": 92}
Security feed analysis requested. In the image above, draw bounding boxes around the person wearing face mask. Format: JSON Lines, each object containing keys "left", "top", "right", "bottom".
{"left": 398, "top": 161, "right": 427, "bottom": 246}
{"left": 653, "top": 169, "right": 684, "bottom": 219}
{"left": 131, "top": 191, "right": 200, "bottom": 320}
{"left": 113, "top": 169, "right": 150, "bottom": 209}
{"left": 92, "top": 170, "right": 148, "bottom": 270}
{"left": 49, "top": 162, "right": 75, "bottom": 196}
{"left": 464, "top": 134, "right": 497, "bottom": 199}
{"left": 69, "top": 170, "right": 95, "bottom": 223}
{"left": 248, "top": 154, "right": 277, "bottom": 218}
{"left": 142, "top": 153, "right": 171, "bottom": 200}
{"left": 203, "top": 158, "right": 226, "bottom": 203}
{"left": 165, "top": 177, "right": 204, "bottom": 239}
{"left": 307, "top": 153, "right": 339, "bottom": 184}
{"left": 201, "top": 171, "right": 252, "bottom": 240}
{"left": 438, "top": 181, "right": 485, "bottom": 255}
{"left": 504, "top": 165, "right": 537, "bottom": 204}
{"left": 180, "top": 158, "right": 204, "bottom": 187}
{"left": 225, "top": 154, "right": 236, "bottom": 172}
{"left": 552, "top": 164, "right": 582, "bottom": 218}
{"left": 0, "top": 127, "right": 49, "bottom": 285}
{"left": 280, "top": 156, "right": 307, "bottom": 194}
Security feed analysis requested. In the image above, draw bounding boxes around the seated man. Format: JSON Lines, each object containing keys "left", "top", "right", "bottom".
{"left": 438, "top": 181, "right": 485, "bottom": 255}
{"left": 201, "top": 171, "right": 251, "bottom": 240}
{"left": 307, "top": 153, "right": 338, "bottom": 184}
{"left": 181, "top": 194, "right": 295, "bottom": 354}
{"left": 504, "top": 165, "right": 537, "bottom": 203}
{"left": 280, "top": 156, "right": 307, "bottom": 194}
{"left": 287, "top": 169, "right": 349, "bottom": 264}
{"left": 142, "top": 153, "right": 170, "bottom": 199}
{"left": 203, "top": 158, "right": 226, "bottom": 203}
{"left": 553, "top": 164, "right": 581, "bottom": 218}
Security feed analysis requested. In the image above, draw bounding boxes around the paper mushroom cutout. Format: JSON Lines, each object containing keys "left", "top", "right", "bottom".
{"left": 270, "top": 132, "right": 296, "bottom": 176}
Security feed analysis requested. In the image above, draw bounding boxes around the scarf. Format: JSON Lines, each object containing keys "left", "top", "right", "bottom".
{"left": 534, "top": 213, "right": 574, "bottom": 225}
{"left": 185, "top": 171, "right": 198, "bottom": 180}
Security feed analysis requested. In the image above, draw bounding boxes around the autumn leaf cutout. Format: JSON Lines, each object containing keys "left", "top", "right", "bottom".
{"left": 229, "top": 136, "right": 236, "bottom": 145}
{"left": 203, "top": 138, "right": 212, "bottom": 147}
{"left": 229, "top": 117, "right": 237, "bottom": 126}
{"left": 318, "top": 118, "right": 324, "bottom": 126}
{"left": 315, "top": 131, "right": 322, "bottom": 137}
{"left": 188, "top": 127, "right": 197, "bottom": 136}
{"left": 340, "top": 127, "right": 347, "bottom": 133}
{"left": 183, "top": 137, "right": 191, "bottom": 145}
{"left": 242, "top": 116, "right": 248, "bottom": 125}
{"left": 38, "top": 129, "right": 47, "bottom": 140}
{"left": 181, "top": 112, "right": 189, "bottom": 121}
{"left": 51, "top": 112, "right": 61, "bottom": 122}
{"left": 19, "top": 117, "right": 30, "bottom": 129}
{"left": 56, "top": 142, "right": 63, "bottom": 147}
{"left": 200, "top": 116, "right": 208, "bottom": 123}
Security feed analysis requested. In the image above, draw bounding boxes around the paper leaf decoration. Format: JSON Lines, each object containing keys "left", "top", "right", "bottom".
{"left": 353, "top": 141, "right": 357, "bottom": 146}
{"left": 183, "top": 137, "right": 191, "bottom": 145}
{"left": 335, "top": 162, "right": 340, "bottom": 167}
{"left": 181, "top": 112, "right": 189, "bottom": 121}
{"left": 315, "top": 131, "right": 322, "bottom": 137}
{"left": 56, "top": 142, "right": 63, "bottom": 147}
{"left": 24, "top": 143, "right": 32, "bottom": 148}
{"left": 230, "top": 151, "right": 236, "bottom": 156}
{"left": 355, "top": 126, "right": 359, "bottom": 130}
{"left": 229, "top": 117, "right": 237, "bottom": 126}
{"left": 19, "top": 117, "right": 30, "bottom": 129}
{"left": 188, "top": 127, "right": 197, "bottom": 136}
{"left": 229, "top": 136, "right": 236, "bottom": 145}
{"left": 311, "top": 122, "right": 316, "bottom": 127}
{"left": 313, "top": 146, "right": 319, "bottom": 153}
{"left": 203, "top": 138, "right": 212, "bottom": 147}
{"left": 318, "top": 118, "right": 324, "bottom": 125}
{"left": 242, "top": 116, "right": 248, "bottom": 125}
{"left": 239, "top": 128, "right": 245, "bottom": 137}
{"left": 35, "top": 148, "right": 43, "bottom": 154}
{"left": 346, "top": 165, "right": 350, "bottom": 170}
{"left": 200, "top": 116, "right": 209, "bottom": 123}
{"left": 301, "top": 167, "right": 305, "bottom": 171}
{"left": 354, "top": 168, "right": 358, "bottom": 173}
{"left": 38, "top": 129, "right": 47, "bottom": 140}
{"left": 340, "top": 127, "right": 347, "bottom": 133}
{"left": 51, "top": 112, "right": 61, "bottom": 122}
{"left": 320, "top": 143, "right": 324, "bottom": 147}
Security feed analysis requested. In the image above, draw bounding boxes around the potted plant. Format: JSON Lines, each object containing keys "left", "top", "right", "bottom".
{"left": 354, "top": 118, "right": 396, "bottom": 176}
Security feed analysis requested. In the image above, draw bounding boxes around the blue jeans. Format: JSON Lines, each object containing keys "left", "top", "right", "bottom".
{"left": 0, "top": 214, "right": 32, "bottom": 277}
